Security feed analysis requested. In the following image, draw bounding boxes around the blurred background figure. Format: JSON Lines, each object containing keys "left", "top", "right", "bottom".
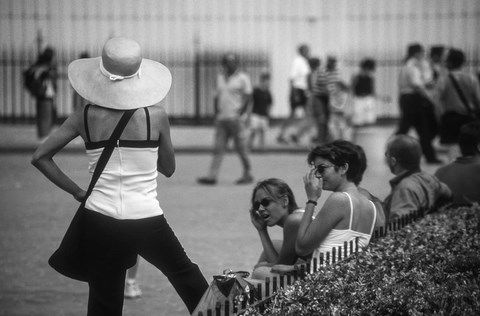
{"left": 437, "top": 48, "right": 480, "bottom": 160}
{"left": 24, "top": 46, "right": 57, "bottom": 140}
{"left": 328, "top": 81, "right": 354, "bottom": 141}
{"left": 277, "top": 44, "right": 310, "bottom": 144}
{"left": 288, "top": 56, "right": 321, "bottom": 145}
{"left": 351, "top": 58, "right": 377, "bottom": 127}
{"left": 197, "top": 53, "right": 254, "bottom": 185}
{"left": 396, "top": 43, "right": 441, "bottom": 164}
{"left": 72, "top": 51, "right": 91, "bottom": 111}
{"left": 248, "top": 71, "right": 272, "bottom": 150}
{"left": 311, "top": 55, "right": 340, "bottom": 144}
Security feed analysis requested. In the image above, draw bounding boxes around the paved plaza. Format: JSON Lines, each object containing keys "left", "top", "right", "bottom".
{"left": 0, "top": 123, "right": 444, "bottom": 315}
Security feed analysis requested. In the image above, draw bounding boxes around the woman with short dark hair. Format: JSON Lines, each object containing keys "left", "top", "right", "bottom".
{"left": 296, "top": 141, "right": 377, "bottom": 270}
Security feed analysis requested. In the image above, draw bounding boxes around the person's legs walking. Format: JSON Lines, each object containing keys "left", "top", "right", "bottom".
{"left": 198, "top": 121, "right": 229, "bottom": 184}
{"left": 138, "top": 216, "right": 208, "bottom": 314}
{"left": 232, "top": 119, "right": 253, "bottom": 184}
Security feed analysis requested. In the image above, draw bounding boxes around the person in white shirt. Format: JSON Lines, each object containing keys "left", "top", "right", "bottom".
{"left": 277, "top": 44, "right": 311, "bottom": 143}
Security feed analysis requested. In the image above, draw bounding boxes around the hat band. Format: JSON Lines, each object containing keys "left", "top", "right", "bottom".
{"left": 99, "top": 59, "right": 141, "bottom": 81}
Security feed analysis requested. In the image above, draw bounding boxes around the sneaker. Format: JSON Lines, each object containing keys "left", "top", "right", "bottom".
{"left": 235, "top": 175, "right": 254, "bottom": 185}
{"left": 197, "top": 177, "right": 217, "bottom": 185}
{"left": 124, "top": 280, "right": 142, "bottom": 299}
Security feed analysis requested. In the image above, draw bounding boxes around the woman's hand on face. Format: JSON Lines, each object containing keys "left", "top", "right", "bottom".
{"left": 304, "top": 168, "right": 323, "bottom": 201}
{"left": 73, "top": 189, "right": 87, "bottom": 203}
{"left": 250, "top": 208, "right": 267, "bottom": 231}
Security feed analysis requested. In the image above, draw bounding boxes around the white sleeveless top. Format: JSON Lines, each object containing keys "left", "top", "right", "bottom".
{"left": 83, "top": 106, "right": 164, "bottom": 220}
{"left": 311, "top": 192, "right": 376, "bottom": 265}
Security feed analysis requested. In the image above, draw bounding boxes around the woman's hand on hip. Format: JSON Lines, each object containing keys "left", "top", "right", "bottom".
{"left": 73, "top": 189, "right": 87, "bottom": 202}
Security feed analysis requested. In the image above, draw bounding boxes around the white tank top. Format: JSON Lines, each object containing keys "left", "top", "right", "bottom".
{"left": 83, "top": 105, "right": 163, "bottom": 219}
{"left": 311, "top": 192, "right": 376, "bottom": 266}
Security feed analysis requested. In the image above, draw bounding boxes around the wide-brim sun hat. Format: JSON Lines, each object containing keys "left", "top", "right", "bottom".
{"left": 68, "top": 37, "right": 172, "bottom": 110}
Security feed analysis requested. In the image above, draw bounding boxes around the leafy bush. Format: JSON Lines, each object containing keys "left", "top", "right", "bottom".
{"left": 244, "top": 205, "right": 480, "bottom": 315}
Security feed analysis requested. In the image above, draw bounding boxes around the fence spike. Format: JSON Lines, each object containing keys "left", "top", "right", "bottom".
{"left": 299, "top": 264, "right": 306, "bottom": 278}
{"left": 265, "top": 277, "right": 270, "bottom": 296}
{"left": 224, "top": 300, "right": 230, "bottom": 316}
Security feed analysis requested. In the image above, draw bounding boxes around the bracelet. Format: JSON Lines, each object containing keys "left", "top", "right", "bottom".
{"left": 306, "top": 200, "right": 317, "bottom": 206}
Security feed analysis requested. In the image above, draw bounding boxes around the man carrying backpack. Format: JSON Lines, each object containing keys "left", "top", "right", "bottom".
{"left": 24, "top": 47, "right": 57, "bottom": 139}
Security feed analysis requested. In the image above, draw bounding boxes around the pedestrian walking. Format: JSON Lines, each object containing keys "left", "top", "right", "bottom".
{"left": 248, "top": 71, "right": 272, "bottom": 150}
{"left": 24, "top": 46, "right": 57, "bottom": 140}
{"left": 197, "top": 53, "right": 254, "bottom": 185}
{"left": 396, "top": 43, "right": 442, "bottom": 164}
{"left": 351, "top": 58, "right": 377, "bottom": 126}
{"left": 31, "top": 37, "right": 208, "bottom": 315}
{"left": 277, "top": 44, "right": 310, "bottom": 144}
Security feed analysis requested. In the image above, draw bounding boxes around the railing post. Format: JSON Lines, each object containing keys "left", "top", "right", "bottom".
{"left": 344, "top": 241, "right": 348, "bottom": 258}
{"left": 313, "top": 257, "right": 318, "bottom": 272}
{"left": 320, "top": 252, "right": 324, "bottom": 266}
{"left": 265, "top": 277, "right": 270, "bottom": 296}
{"left": 272, "top": 276, "right": 277, "bottom": 293}
{"left": 224, "top": 300, "right": 230, "bottom": 316}
{"left": 256, "top": 283, "right": 262, "bottom": 300}
{"left": 215, "top": 302, "right": 221, "bottom": 316}
{"left": 338, "top": 246, "right": 342, "bottom": 261}
{"left": 280, "top": 274, "right": 284, "bottom": 289}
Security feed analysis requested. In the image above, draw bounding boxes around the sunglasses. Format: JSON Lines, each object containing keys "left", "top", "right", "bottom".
{"left": 252, "top": 198, "right": 273, "bottom": 210}
{"left": 313, "top": 164, "right": 334, "bottom": 177}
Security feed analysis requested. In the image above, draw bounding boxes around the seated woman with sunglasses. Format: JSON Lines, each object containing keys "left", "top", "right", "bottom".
{"left": 295, "top": 141, "right": 377, "bottom": 271}
{"left": 249, "top": 178, "right": 305, "bottom": 280}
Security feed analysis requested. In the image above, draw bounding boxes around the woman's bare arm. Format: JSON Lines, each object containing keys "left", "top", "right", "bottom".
{"left": 295, "top": 169, "right": 345, "bottom": 256}
{"left": 156, "top": 107, "right": 175, "bottom": 177}
{"left": 31, "top": 108, "right": 86, "bottom": 201}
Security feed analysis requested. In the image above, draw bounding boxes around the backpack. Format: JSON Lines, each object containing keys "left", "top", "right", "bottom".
{"left": 23, "top": 64, "right": 46, "bottom": 97}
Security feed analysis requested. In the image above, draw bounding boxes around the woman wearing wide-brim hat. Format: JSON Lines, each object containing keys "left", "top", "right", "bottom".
{"left": 32, "top": 37, "right": 208, "bottom": 315}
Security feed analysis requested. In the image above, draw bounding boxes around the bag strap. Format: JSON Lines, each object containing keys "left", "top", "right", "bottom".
{"left": 80, "top": 109, "right": 136, "bottom": 208}
{"left": 448, "top": 73, "right": 478, "bottom": 118}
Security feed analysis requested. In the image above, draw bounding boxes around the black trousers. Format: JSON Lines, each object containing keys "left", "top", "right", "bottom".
{"left": 82, "top": 209, "right": 208, "bottom": 315}
{"left": 396, "top": 93, "right": 438, "bottom": 161}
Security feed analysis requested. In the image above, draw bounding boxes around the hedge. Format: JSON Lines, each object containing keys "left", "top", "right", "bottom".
{"left": 243, "top": 204, "right": 480, "bottom": 315}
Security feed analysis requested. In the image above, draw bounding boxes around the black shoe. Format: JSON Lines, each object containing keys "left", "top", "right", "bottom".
{"left": 276, "top": 136, "right": 288, "bottom": 144}
{"left": 426, "top": 158, "right": 443, "bottom": 165}
{"left": 197, "top": 177, "right": 217, "bottom": 185}
{"left": 235, "top": 175, "right": 254, "bottom": 185}
{"left": 290, "top": 134, "right": 299, "bottom": 144}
